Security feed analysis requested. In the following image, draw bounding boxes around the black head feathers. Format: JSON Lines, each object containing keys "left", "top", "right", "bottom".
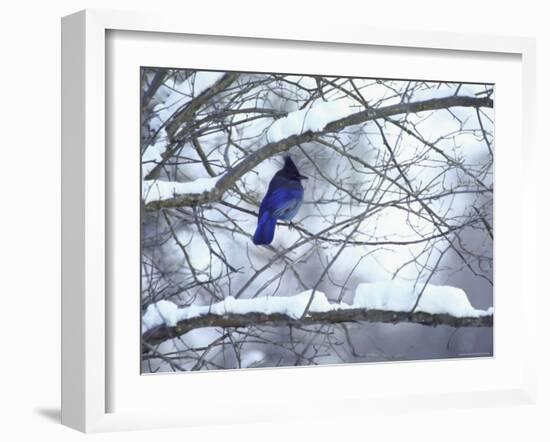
{"left": 281, "top": 156, "right": 308, "bottom": 180}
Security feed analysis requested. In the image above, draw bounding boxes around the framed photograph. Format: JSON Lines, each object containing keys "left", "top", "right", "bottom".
{"left": 140, "top": 66, "right": 495, "bottom": 373}
{"left": 62, "top": 9, "right": 537, "bottom": 432}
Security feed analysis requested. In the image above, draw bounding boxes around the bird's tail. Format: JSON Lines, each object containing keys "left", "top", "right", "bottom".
{"left": 253, "top": 212, "right": 277, "bottom": 245}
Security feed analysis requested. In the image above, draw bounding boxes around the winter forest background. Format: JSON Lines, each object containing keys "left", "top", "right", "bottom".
{"left": 140, "top": 68, "right": 494, "bottom": 373}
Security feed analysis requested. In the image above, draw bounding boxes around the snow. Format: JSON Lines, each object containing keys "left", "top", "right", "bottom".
{"left": 142, "top": 129, "right": 168, "bottom": 176}
{"left": 142, "top": 300, "right": 180, "bottom": 332}
{"left": 142, "top": 176, "right": 219, "bottom": 204}
{"left": 187, "top": 72, "right": 226, "bottom": 99}
{"left": 241, "top": 350, "right": 265, "bottom": 368}
{"left": 142, "top": 290, "right": 343, "bottom": 333}
{"left": 214, "top": 290, "right": 335, "bottom": 318}
{"left": 354, "top": 281, "right": 493, "bottom": 318}
{"left": 212, "top": 290, "right": 343, "bottom": 319}
{"left": 266, "top": 100, "right": 358, "bottom": 143}
{"left": 142, "top": 283, "right": 492, "bottom": 334}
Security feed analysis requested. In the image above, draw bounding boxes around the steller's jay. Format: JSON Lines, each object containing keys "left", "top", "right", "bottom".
{"left": 253, "top": 156, "right": 308, "bottom": 245}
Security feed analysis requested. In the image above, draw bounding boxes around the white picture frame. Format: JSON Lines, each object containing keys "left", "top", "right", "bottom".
{"left": 61, "top": 9, "right": 538, "bottom": 433}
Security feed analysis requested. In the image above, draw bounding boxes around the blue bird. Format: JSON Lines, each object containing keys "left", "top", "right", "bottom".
{"left": 253, "top": 156, "right": 308, "bottom": 245}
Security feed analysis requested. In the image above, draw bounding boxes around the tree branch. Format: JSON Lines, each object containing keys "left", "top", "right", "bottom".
{"left": 143, "top": 95, "right": 493, "bottom": 210}
{"left": 165, "top": 72, "right": 240, "bottom": 141}
{"left": 142, "top": 308, "right": 493, "bottom": 351}
{"left": 144, "top": 72, "right": 240, "bottom": 180}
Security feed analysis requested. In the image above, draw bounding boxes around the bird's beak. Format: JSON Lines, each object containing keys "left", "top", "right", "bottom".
{"left": 298, "top": 174, "right": 308, "bottom": 180}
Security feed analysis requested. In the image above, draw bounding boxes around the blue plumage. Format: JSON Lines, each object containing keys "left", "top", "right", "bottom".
{"left": 253, "top": 156, "right": 307, "bottom": 245}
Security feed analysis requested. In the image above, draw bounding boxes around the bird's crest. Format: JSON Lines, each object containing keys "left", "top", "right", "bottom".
{"left": 283, "top": 155, "right": 299, "bottom": 173}
{"left": 281, "top": 155, "right": 307, "bottom": 180}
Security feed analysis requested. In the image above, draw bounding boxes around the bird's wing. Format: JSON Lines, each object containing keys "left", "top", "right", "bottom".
{"left": 261, "top": 187, "right": 303, "bottom": 219}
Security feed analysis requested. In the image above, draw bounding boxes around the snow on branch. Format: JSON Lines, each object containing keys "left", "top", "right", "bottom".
{"left": 143, "top": 94, "right": 493, "bottom": 210}
{"left": 142, "top": 282, "right": 493, "bottom": 350}
{"left": 266, "top": 100, "right": 359, "bottom": 143}
{"left": 142, "top": 176, "right": 220, "bottom": 205}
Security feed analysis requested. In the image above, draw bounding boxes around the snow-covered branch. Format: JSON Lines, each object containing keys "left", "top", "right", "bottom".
{"left": 142, "top": 176, "right": 220, "bottom": 205}
{"left": 143, "top": 94, "right": 493, "bottom": 210}
{"left": 142, "top": 283, "right": 493, "bottom": 351}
